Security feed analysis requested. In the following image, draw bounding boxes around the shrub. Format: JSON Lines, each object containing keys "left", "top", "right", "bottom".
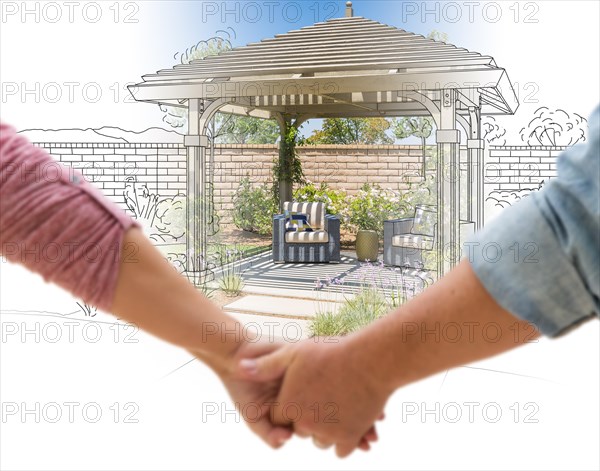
{"left": 219, "top": 273, "right": 245, "bottom": 297}
{"left": 217, "top": 246, "right": 246, "bottom": 297}
{"left": 310, "top": 288, "right": 388, "bottom": 337}
{"left": 232, "top": 177, "right": 277, "bottom": 235}
{"left": 345, "top": 183, "right": 409, "bottom": 235}
{"left": 293, "top": 181, "right": 347, "bottom": 216}
{"left": 310, "top": 261, "right": 430, "bottom": 336}
{"left": 123, "top": 177, "right": 160, "bottom": 229}
{"left": 153, "top": 194, "right": 186, "bottom": 242}
{"left": 123, "top": 177, "right": 186, "bottom": 243}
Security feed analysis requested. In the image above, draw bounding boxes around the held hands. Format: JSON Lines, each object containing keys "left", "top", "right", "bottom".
{"left": 234, "top": 336, "right": 392, "bottom": 457}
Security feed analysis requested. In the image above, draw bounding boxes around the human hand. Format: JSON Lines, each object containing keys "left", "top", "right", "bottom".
{"left": 190, "top": 339, "right": 293, "bottom": 448}
{"left": 236, "top": 336, "right": 392, "bottom": 457}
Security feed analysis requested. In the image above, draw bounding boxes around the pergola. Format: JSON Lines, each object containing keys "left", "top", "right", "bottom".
{"left": 128, "top": 2, "right": 518, "bottom": 278}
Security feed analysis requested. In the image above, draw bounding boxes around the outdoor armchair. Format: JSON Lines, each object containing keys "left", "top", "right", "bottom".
{"left": 273, "top": 201, "right": 341, "bottom": 263}
{"left": 384, "top": 204, "right": 475, "bottom": 270}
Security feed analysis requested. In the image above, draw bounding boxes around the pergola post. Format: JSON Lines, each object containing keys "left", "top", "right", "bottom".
{"left": 436, "top": 89, "right": 461, "bottom": 276}
{"left": 467, "top": 106, "right": 485, "bottom": 229}
{"left": 184, "top": 98, "right": 209, "bottom": 284}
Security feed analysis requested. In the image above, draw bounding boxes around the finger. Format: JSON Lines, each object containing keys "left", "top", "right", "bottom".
{"left": 312, "top": 436, "right": 333, "bottom": 450}
{"left": 363, "top": 425, "right": 378, "bottom": 442}
{"left": 237, "top": 345, "right": 295, "bottom": 382}
{"left": 358, "top": 438, "right": 371, "bottom": 451}
{"left": 335, "top": 441, "right": 359, "bottom": 458}
{"left": 247, "top": 415, "right": 293, "bottom": 449}
{"left": 293, "top": 425, "right": 312, "bottom": 438}
{"left": 378, "top": 412, "right": 385, "bottom": 421}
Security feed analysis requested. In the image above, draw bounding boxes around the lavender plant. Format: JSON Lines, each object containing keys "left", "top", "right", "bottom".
{"left": 310, "top": 261, "right": 425, "bottom": 336}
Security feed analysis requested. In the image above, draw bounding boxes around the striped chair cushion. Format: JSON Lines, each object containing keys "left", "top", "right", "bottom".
{"left": 285, "top": 230, "right": 329, "bottom": 244}
{"left": 391, "top": 234, "right": 434, "bottom": 250}
{"left": 411, "top": 205, "right": 436, "bottom": 236}
{"left": 283, "top": 201, "right": 325, "bottom": 230}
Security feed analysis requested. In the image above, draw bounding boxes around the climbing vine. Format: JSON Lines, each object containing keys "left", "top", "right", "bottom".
{"left": 272, "top": 118, "right": 305, "bottom": 202}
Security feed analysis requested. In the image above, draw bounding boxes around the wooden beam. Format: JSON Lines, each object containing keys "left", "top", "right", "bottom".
{"left": 182, "top": 47, "right": 480, "bottom": 69}
{"left": 241, "top": 31, "right": 443, "bottom": 49}
{"left": 173, "top": 53, "right": 487, "bottom": 76}
{"left": 186, "top": 98, "right": 202, "bottom": 275}
{"left": 131, "top": 68, "right": 506, "bottom": 101}
{"left": 201, "top": 36, "right": 461, "bottom": 58}
{"left": 208, "top": 40, "right": 463, "bottom": 60}
{"left": 261, "top": 28, "right": 409, "bottom": 43}
{"left": 148, "top": 57, "right": 493, "bottom": 82}
{"left": 436, "top": 89, "right": 460, "bottom": 276}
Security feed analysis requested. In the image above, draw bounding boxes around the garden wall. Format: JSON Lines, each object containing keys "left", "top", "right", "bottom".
{"left": 33, "top": 142, "right": 564, "bottom": 228}
{"left": 34, "top": 142, "right": 428, "bottom": 227}
{"left": 486, "top": 145, "right": 564, "bottom": 190}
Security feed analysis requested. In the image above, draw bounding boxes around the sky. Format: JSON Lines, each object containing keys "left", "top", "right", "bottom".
{"left": 1, "top": 0, "right": 599, "bottom": 141}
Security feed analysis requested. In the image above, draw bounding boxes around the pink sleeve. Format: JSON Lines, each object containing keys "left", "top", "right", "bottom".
{"left": 0, "top": 122, "right": 140, "bottom": 312}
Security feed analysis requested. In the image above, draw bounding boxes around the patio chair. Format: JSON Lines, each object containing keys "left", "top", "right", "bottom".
{"left": 383, "top": 205, "right": 475, "bottom": 269}
{"left": 273, "top": 201, "right": 341, "bottom": 263}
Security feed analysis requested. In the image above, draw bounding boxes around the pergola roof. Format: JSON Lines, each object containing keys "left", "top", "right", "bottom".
{"left": 129, "top": 15, "right": 518, "bottom": 118}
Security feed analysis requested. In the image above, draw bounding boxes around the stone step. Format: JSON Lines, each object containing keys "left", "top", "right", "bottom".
{"left": 241, "top": 284, "right": 352, "bottom": 302}
{"left": 226, "top": 311, "right": 311, "bottom": 342}
{"left": 223, "top": 294, "right": 339, "bottom": 319}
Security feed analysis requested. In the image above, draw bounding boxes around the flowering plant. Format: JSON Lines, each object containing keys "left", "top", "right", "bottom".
{"left": 310, "top": 260, "right": 432, "bottom": 336}
{"left": 293, "top": 181, "right": 347, "bottom": 216}
{"left": 346, "top": 183, "right": 409, "bottom": 235}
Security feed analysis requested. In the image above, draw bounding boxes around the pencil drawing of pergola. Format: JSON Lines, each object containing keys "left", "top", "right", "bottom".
{"left": 128, "top": 2, "right": 519, "bottom": 279}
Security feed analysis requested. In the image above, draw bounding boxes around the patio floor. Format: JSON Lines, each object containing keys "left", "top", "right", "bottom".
{"left": 219, "top": 250, "right": 435, "bottom": 340}
{"left": 236, "top": 250, "right": 435, "bottom": 300}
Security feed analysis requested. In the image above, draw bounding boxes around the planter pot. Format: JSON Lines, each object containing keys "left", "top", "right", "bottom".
{"left": 355, "top": 229, "right": 379, "bottom": 262}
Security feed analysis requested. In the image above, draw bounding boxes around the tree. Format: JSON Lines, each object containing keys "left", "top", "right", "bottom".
{"left": 427, "top": 30, "right": 448, "bottom": 42}
{"left": 519, "top": 107, "right": 587, "bottom": 146}
{"left": 392, "top": 117, "right": 433, "bottom": 176}
{"left": 304, "top": 118, "right": 393, "bottom": 145}
{"left": 216, "top": 115, "right": 279, "bottom": 144}
{"left": 160, "top": 30, "right": 278, "bottom": 145}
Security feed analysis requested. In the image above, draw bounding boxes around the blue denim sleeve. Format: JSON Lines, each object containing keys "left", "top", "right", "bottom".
{"left": 466, "top": 105, "right": 600, "bottom": 337}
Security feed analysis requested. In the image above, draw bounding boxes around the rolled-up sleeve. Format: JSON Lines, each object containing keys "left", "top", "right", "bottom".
{"left": 466, "top": 106, "right": 600, "bottom": 337}
{"left": 0, "top": 122, "right": 140, "bottom": 312}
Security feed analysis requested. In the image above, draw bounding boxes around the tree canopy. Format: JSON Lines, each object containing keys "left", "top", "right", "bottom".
{"left": 161, "top": 32, "right": 279, "bottom": 144}
{"left": 303, "top": 118, "right": 393, "bottom": 145}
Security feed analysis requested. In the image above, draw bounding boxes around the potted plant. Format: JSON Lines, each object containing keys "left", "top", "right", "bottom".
{"left": 347, "top": 183, "right": 407, "bottom": 262}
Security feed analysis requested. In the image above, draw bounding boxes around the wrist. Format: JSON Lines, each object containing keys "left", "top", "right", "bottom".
{"left": 345, "top": 305, "right": 430, "bottom": 395}
{"left": 190, "top": 320, "right": 249, "bottom": 377}
{"left": 341, "top": 325, "right": 399, "bottom": 399}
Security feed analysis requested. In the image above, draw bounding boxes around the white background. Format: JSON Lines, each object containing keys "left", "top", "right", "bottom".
{"left": 1, "top": 1, "right": 599, "bottom": 470}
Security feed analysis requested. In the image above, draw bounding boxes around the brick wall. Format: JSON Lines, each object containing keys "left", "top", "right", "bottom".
{"left": 35, "top": 142, "right": 565, "bottom": 227}
{"left": 486, "top": 145, "right": 564, "bottom": 190}
{"left": 36, "top": 142, "right": 427, "bottom": 226}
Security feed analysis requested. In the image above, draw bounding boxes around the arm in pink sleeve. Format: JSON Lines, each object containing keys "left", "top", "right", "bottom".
{"left": 0, "top": 122, "right": 140, "bottom": 311}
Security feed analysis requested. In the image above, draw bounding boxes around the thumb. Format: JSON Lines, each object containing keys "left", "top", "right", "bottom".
{"left": 237, "top": 345, "right": 294, "bottom": 381}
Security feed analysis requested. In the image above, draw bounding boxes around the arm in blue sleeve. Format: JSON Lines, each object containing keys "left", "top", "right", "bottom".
{"left": 466, "top": 105, "right": 600, "bottom": 337}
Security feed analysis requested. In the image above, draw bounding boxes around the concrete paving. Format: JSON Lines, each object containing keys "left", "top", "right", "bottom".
{"left": 224, "top": 294, "right": 339, "bottom": 319}
{"left": 226, "top": 311, "right": 311, "bottom": 342}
